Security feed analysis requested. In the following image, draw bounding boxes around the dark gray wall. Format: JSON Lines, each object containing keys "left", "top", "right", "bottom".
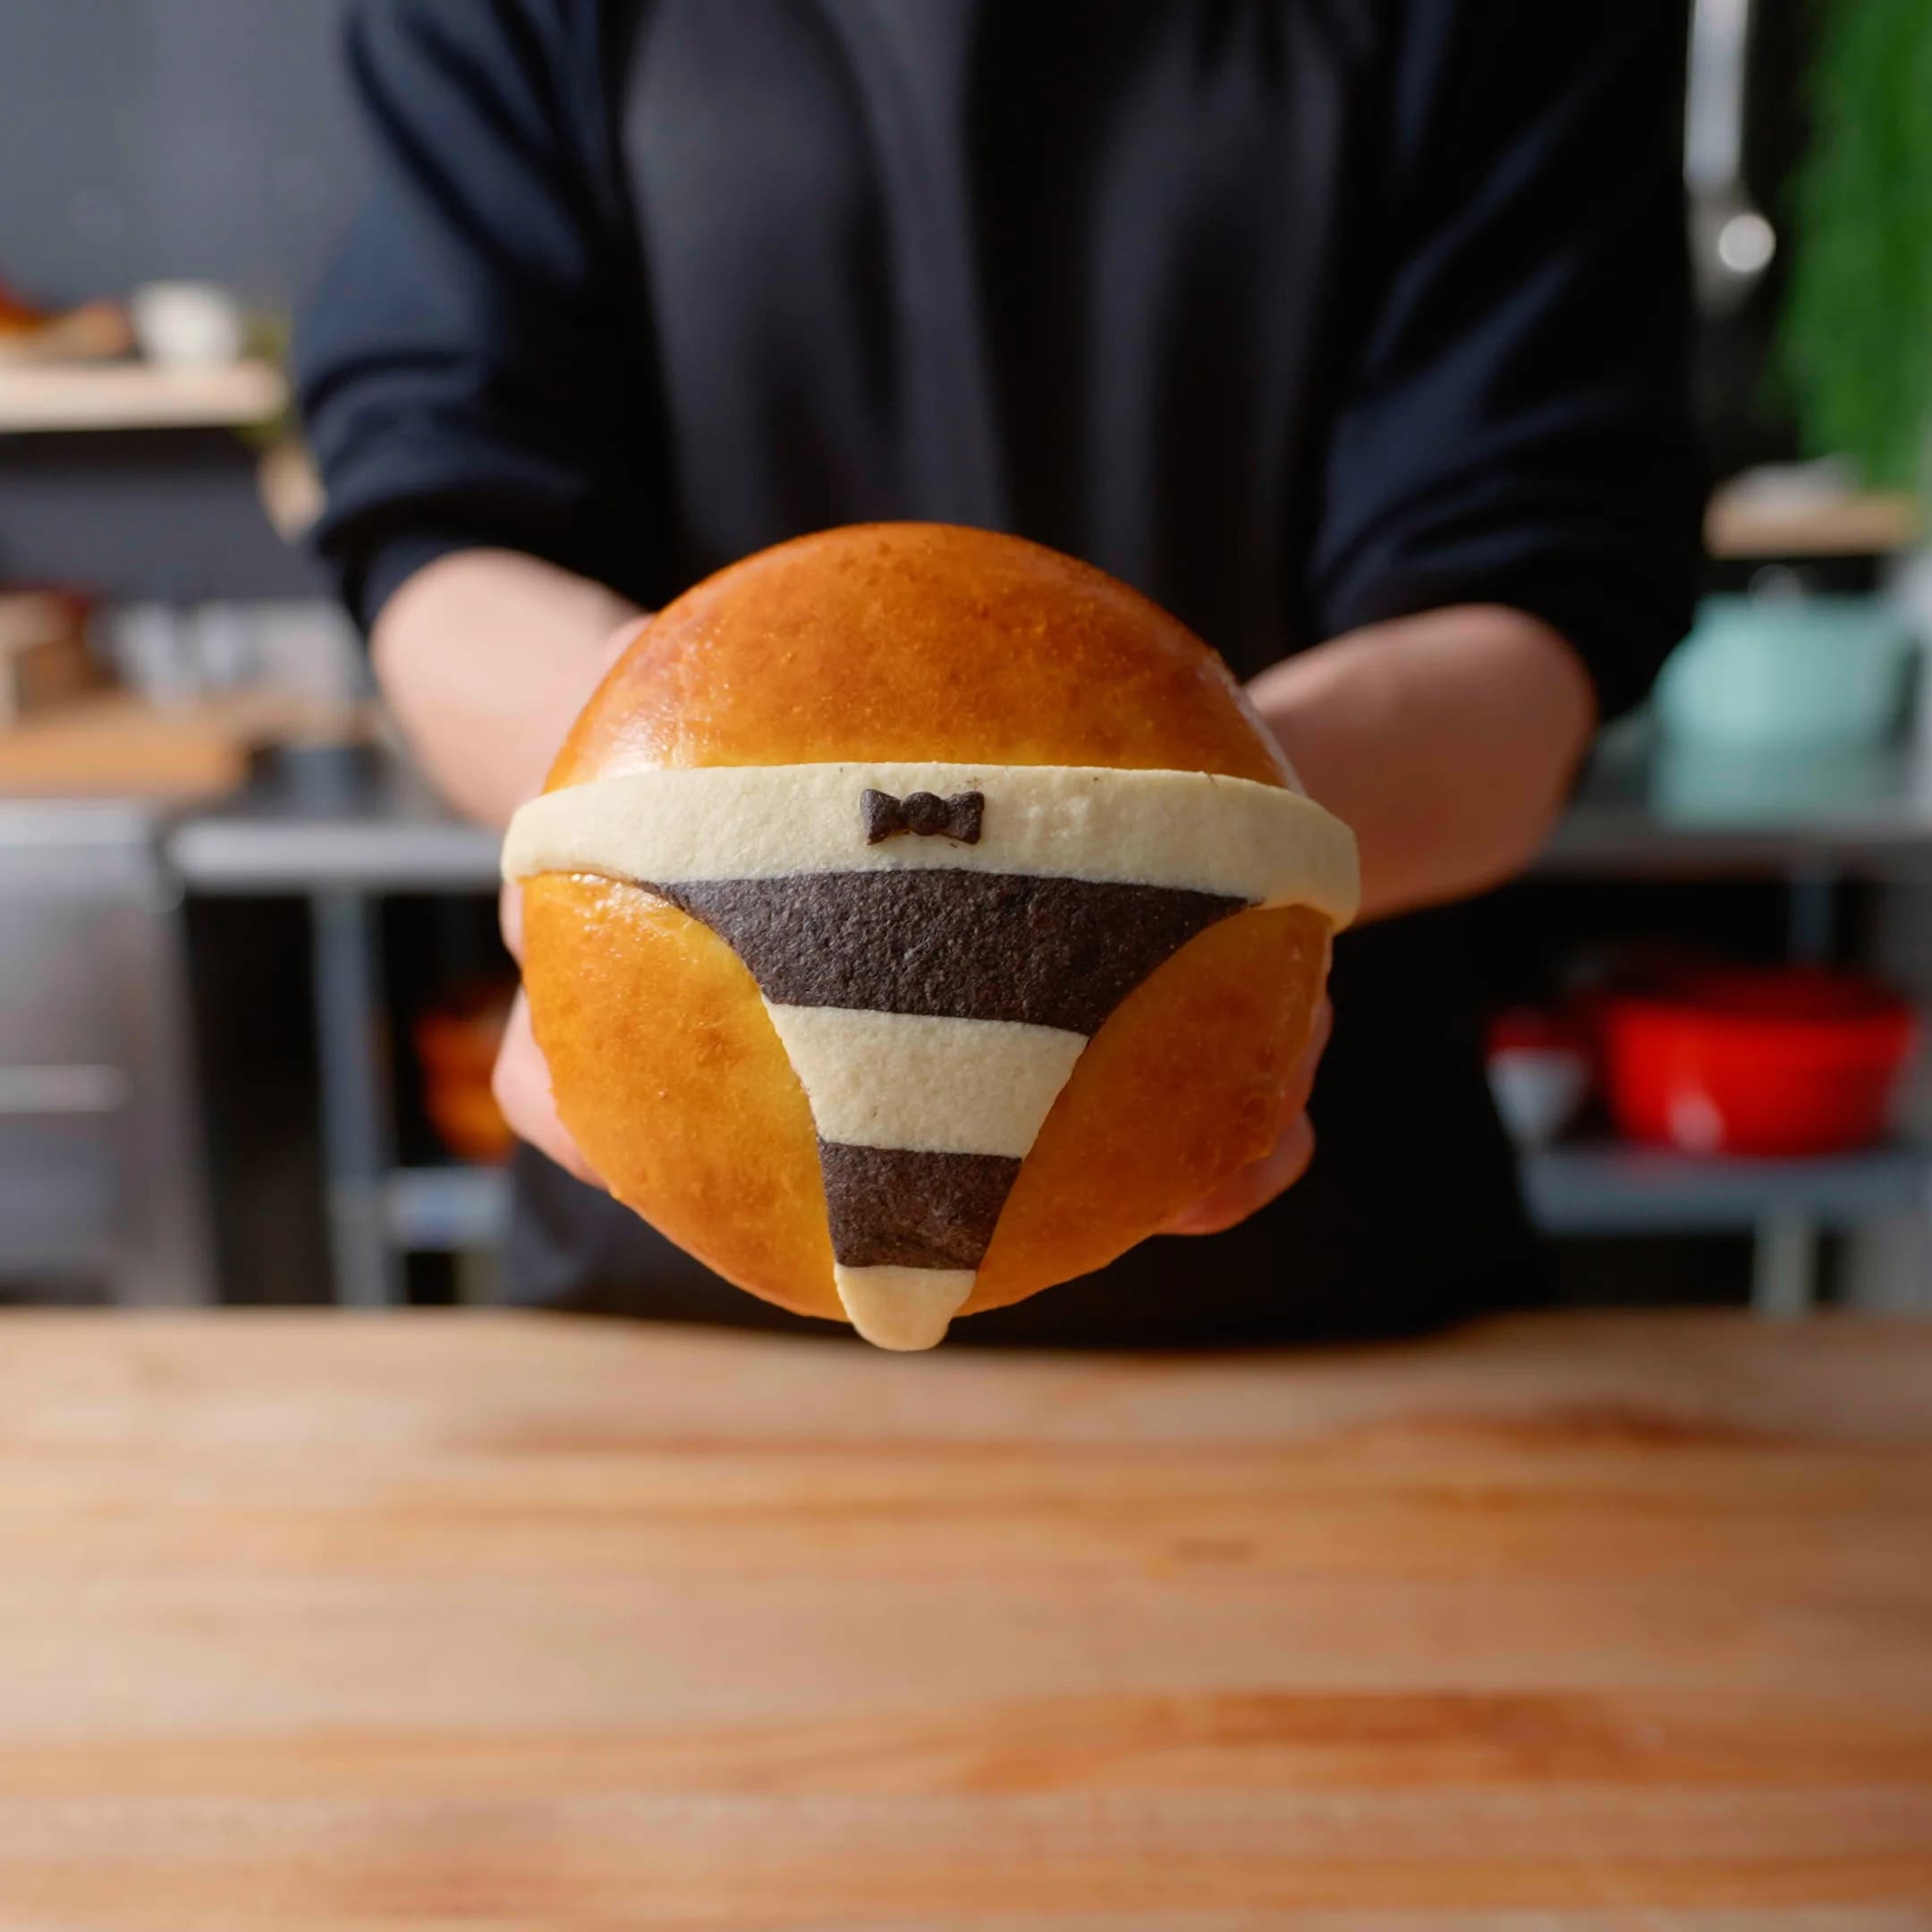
{"left": 0, "top": 0, "right": 368, "bottom": 309}
{"left": 0, "top": 434, "right": 330, "bottom": 602}
{"left": 0, "top": 0, "right": 371, "bottom": 598}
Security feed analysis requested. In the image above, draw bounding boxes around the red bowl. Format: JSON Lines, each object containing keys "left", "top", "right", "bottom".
{"left": 1600, "top": 968, "right": 1919, "bottom": 1157}
{"left": 413, "top": 979, "right": 516, "bottom": 1165}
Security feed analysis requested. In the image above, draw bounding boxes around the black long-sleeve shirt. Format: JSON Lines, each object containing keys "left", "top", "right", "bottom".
{"left": 298, "top": 0, "right": 1701, "bottom": 1343}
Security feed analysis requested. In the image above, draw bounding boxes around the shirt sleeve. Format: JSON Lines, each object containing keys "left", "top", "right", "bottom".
{"left": 1310, "top": 0, "right": 1704, "bottom": 720}
{"left": 293, "top": 0, "right": 664, "bottom": 627}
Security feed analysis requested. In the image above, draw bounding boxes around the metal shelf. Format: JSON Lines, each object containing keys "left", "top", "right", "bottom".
{"left": 384, "top": 1165, "right": 511, "bottom": 1251}
{"left": 1522, "top": 1142, "right": 1931, "bottom": 1236}
{"left": 173, "top": 812, "right": 500, "bottom": 893}
{"left": 168, "top": 753, "right": 500, "bottom": 893}
{"left": 1539, "top": 734, "right": 1932, "bottom": 880}
{"left": 381, "top": 1147, "right": 1929, "bottom": 1257}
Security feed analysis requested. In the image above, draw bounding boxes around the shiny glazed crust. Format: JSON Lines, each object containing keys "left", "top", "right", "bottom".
{"left": 522, "top": 523, "right": 1333, "bottom": 1325}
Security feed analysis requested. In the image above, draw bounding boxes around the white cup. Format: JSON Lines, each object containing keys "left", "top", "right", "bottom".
{"left": 130, "top": 282, "right": 245, "bottom": 368}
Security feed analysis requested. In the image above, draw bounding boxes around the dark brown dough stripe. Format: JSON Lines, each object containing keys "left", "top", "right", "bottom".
{"left": 637, "top": 869, "right": 1250, "bottom": 1277}
{"left": 818, "top": 1142, "right": 1022, "bottom": 1270}
{"left": 643, "top": 869, "right": 1245, "bottom": 1033}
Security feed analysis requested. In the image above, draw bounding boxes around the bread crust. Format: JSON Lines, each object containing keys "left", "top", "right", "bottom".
{"left": 524, "top": 524, "right": 1332, "bottom": 1324}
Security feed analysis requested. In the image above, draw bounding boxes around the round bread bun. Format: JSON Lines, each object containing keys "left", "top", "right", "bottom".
{"left": 515, "top": 523, "right": 1350, "bottom": 1342}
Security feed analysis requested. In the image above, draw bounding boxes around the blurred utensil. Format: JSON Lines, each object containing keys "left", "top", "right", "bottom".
{"left": 1686, "top": 0, "right": 1775, "bottom": 314}
{"left": 1486, "top": 1010, "right": 1594, "bottom": 1150}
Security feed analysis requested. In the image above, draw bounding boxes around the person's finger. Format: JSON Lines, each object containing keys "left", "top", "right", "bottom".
{"left": 1160, "top": 1112, "right": 1317, "bottom": 1236}
{"left": 1277, "top": 997, "right": 1334, "bottom": 1120}
{"left": 1157, "top": 996, "right": 1332, "bottom": 1236}
{"left": 492, "top": 988, "right": 602, "bottom": 1185}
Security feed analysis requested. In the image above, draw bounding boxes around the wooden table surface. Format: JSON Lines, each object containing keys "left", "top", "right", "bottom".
{"left": 0, "top": 1310, "right": 1928, "bottom": 1929}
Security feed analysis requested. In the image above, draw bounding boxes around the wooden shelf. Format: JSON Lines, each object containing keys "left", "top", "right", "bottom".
{"left": 1706, "top": 486, "right": 1920, "bottom": 559}
{"left": 0, "top": 692, "right": 364, "bottom": 801}
{"left": 0, "top": 360, "right": 286, "bottom": 434}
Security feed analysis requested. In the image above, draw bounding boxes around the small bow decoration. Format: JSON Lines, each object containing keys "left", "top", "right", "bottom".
{"left": 861, "top": 787, "right": 985, "bottom": 845}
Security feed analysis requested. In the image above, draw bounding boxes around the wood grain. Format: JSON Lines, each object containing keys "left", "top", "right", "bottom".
{"left": 0, "top": 1310, "right": 1926, "bottom": 1928}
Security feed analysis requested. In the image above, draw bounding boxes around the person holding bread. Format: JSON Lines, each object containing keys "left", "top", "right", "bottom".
{"left": 297, "top": 0, "right": 1701, "bottom": 1344}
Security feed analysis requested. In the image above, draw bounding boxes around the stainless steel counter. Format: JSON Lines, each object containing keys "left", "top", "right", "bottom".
{"left": 0, "top": 796, "right": 211, "bottom": 1301}
{"left": 1543, "top": 727, "right": 1932, "bottom": 878}
{"left": 166, "top": 759, "right": 499, "bottom": 894}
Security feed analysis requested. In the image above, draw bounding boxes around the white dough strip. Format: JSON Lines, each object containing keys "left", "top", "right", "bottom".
{"left": 762, "top": 1004, "right": 1086, "bottom": 1157}
{"left": 833, "top": 1266, "right": 976, "bottom": 1352}
{"left": 504, "top": 761, "right": 1359, "bottom": 925}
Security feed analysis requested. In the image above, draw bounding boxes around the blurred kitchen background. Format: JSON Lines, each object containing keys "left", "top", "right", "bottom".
{"left": 1, "top": 0, "right": 1928, "bottom": 1317}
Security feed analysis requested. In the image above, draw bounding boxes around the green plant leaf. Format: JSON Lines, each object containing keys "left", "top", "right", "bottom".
{"left": 1777, "top": 0, "right": 1932, "bottom": 493}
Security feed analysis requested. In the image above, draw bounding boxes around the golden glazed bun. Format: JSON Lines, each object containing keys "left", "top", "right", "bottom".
{"left": 513, "top": 523, "right": 1352, "bottom": 1342}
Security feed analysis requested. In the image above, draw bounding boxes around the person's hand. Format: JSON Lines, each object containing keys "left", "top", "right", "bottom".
{"left": 493, "top": 881, "right": 604, "bottom": 1186}
{"left": 1157, "top": 1000, "right": 1332, "bottom": 1235}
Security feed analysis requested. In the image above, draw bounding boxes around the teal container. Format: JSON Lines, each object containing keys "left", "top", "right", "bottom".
{"left": 1655, "top": 596, "right": 1916, "bottom": 750}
